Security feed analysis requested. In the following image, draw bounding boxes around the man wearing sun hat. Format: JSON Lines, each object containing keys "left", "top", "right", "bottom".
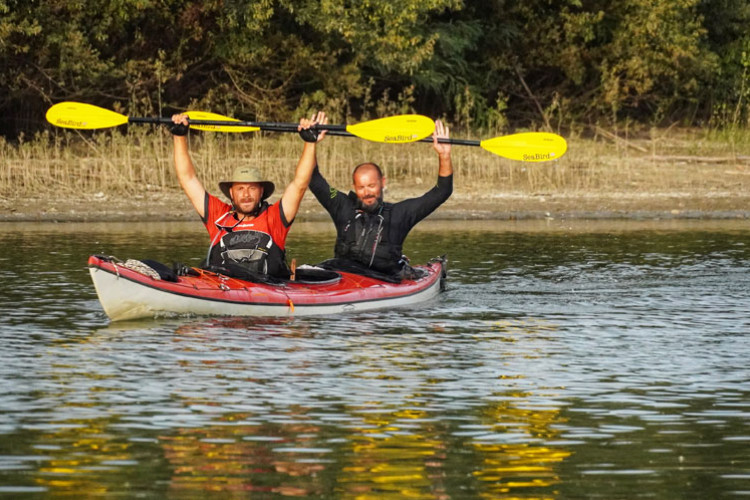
{"left": 170, "top": 111, "right": 327, "bottom": 279}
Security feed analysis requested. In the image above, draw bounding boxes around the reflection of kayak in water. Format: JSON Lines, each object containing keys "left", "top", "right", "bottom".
{"left": 88, "top": 255, "right": 447, "bottom": 322}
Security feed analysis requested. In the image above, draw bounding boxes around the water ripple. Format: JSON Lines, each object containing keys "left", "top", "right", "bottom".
{"left": 1, "top": 221, "right": 749, "bottom": 498}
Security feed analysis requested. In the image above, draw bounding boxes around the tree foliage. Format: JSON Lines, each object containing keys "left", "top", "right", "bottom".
{"left": 1, "top": 0, "right": 747, "bottom": 138}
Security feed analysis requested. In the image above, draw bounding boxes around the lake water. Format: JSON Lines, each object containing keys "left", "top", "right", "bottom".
{"left": 0, "top": 219, "right": 748, "bottom": 498}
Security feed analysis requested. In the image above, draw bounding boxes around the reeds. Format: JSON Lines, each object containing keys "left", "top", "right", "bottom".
{"left": 1, "top": 126, "right": 748, "bottom": 200}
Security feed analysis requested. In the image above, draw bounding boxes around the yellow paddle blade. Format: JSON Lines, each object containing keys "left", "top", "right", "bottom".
{"left": 480, "top": 132, "right": 568, "bottom": 162}
{"left": 347, "top": 114, "right": 435, "bottom": 143}
{"left": 184, "top": 111, "right": 260, "bottom": 133}
{"left": 46, "top": 102, "right": 129, "bottom": 129}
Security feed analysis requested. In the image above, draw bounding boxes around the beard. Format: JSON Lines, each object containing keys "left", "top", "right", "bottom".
{"left": 234, "top": 198, "right": 262, "bottom": 216}
{"left": 355, "top": 194, "right": 383, "bottom": 214}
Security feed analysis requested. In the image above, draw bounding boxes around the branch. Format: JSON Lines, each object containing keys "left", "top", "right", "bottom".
{"left": 514, "top": 65, "right": 552, "bottom": 131}
{"left": 594, "top": 126, "right": 649, "bottom": 153}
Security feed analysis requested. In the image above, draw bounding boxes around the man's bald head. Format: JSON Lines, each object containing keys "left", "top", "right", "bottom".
{"left": 352, "top": 162, "right": 383, "bottom": 182}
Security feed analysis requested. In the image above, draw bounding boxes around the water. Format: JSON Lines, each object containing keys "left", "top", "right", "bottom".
{"left": 0, "top": 219, "right": 748, "bottom": 498}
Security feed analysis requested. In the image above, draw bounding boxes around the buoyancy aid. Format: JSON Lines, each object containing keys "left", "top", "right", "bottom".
{"left": 206, "top": 203, "right": 290, "bottom": 278}
{"left": 334, "top": 202, "right": 402, "bottom": 275}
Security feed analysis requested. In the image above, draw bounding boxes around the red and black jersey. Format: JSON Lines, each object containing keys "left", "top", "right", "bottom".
{"left": 201, "top": 193, "right": 292, "bottom": 278}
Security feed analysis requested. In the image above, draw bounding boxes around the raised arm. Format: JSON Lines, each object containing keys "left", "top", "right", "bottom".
{"left": 280, "top": 111, "right": 328, "bottom": 223}
{"left": 171, "top": 114, "right": 207, "bottom": 219}
{"left": 393, "top": 118, "right": 453, "bottom": 229}
{"left": 432, "top": 119, "right": 453, "bottom": 177}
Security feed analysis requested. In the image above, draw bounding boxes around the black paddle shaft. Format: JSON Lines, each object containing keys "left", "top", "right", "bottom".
{"left": 128, "top": 116, "right": 348, "bottom": 132}
{"left": 128, "top": 116, "right": 472, "bottom": 145}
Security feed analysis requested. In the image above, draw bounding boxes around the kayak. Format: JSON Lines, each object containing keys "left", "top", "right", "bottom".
{"left": 88, "top": 255, "right": 447, "bottom": 321}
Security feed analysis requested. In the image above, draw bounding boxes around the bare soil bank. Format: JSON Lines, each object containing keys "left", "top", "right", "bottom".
{"left": 2, "top": 189, "right": 747, "bottom": 222}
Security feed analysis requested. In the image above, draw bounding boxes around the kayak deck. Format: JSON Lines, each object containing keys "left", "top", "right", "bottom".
{"left": 88, "top": 255, "right": 447, "bottom": 321}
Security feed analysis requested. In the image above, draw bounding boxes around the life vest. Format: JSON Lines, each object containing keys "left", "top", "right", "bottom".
{"left": 206, "top": 204, "right": 290, "bottom": 278}
{"left": 334, "top": 202, "right": 402, "bottom": 275}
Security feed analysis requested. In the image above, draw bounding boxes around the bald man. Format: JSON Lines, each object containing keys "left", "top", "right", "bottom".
{"left": 308, "top": 120, "right": 453, "bottom": 282}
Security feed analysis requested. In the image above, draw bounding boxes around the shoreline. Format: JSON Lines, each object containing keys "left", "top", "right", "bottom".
{"left": 3, "top": 125, "right": 748, "bottom": 223}
{"left": 2, "top": 190, "right": 748, "bottom": 222}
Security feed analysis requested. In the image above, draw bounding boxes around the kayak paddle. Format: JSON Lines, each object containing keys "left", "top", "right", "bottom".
{"left": 46, "top": 101, "right": 568, "bottom": 160}
{"left": 184, "top": 110, "right": 567, "bottom": 161}
{"left": 421, "top": 132, "right": 568, "bottom": 162}
{"left": 186, "top": 111, "right": 567, "bottom": 161}
{"left": 45, "top": 102, "right": 435, "bottom": 144}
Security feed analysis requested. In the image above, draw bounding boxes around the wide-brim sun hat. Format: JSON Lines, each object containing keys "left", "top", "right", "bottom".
{"left": 218, "top": 166, "right": 275, "bottom": 202}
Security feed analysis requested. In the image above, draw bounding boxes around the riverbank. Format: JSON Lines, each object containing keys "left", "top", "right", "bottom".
{"left": 2, "top": 126, "right": 748, "bottom": 221}
{"left": 2, "top": 189, "right": 747, "bottom": 222}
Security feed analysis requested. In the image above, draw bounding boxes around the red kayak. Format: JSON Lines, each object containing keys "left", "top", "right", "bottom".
{"left": 88, "top": 255, "right": 447, "bottom": 321}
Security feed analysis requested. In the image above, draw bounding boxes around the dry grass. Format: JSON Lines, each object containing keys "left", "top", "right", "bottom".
{"left": 1, "top": 125, "right": 748, "bottom": 202}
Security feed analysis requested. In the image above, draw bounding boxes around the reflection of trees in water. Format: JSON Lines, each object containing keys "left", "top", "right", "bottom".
{"left": 340, "top": 408, "right": 449, "bottom": 499}
{"left": 334, "top": 318, "right": 570, "bottom": 498}
{"left": 31, "top": 420, "right": 143, "bottom": 494}
{"left": 157, "top": 318, "right": 570, "bottom": 497}
{"left": 471, "top": 398, "right": 571, "bottom": 498}
{"left": 27, "top": 313, "right": 569, "bottom": 496}
{"left": 336, "top": 399, "right": 569, "bottom": 499}
{"left": 161, "top": 420, "right": 327, "bottom": 497}
{"left": 465, "top": 318, "right": 571, "bottom": 497}
{"left": 153, "top": 391, "right": 569, "bottom": 498}
{"left": 26, "top": 390, "right": 569, "bottom": 497}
